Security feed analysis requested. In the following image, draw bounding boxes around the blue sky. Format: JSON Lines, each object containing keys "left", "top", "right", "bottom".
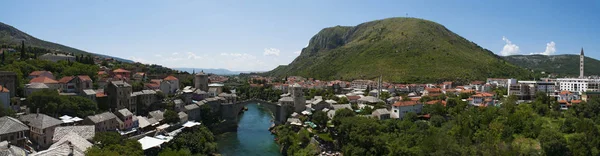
{"left": 1, "top": 0, "right": 598, "bottom": 71}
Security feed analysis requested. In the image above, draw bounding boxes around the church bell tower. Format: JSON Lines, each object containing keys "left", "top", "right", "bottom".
{"left": 580, "top": 48, "right": 585, "bottom": 78}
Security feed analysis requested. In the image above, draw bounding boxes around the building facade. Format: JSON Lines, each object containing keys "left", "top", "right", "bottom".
{"left": 106, "top": 81, "right": 134, "bottom": 113}
{"left": 194, "top": 71, "right": 209, "bottom": 92}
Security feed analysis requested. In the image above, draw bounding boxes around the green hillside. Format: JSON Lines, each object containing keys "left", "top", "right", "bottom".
{"left": 504, "top": 54, "right": 600, "bottom": 76}
{"left": 0, "top": 22, "right": 132, "bottom": 62}
{"left": 266, "top": 17, "right": 534, "bottom": 83}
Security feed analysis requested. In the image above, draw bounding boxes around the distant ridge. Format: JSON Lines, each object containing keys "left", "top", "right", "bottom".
{"left": 173, "top": 68, "right": 261, "bottom": 75}
{"left": 504, "top": 54, "right": 600, "bottom": 76}
{"left": 0, "top": 22, "right": 133, "bottom": 63}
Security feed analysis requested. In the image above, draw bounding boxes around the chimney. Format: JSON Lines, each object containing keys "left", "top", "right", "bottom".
{"left": 36, "top": 108, "right": 40, "bottom": 116}
{"left": 68, "top": 142, "right": 74, "bottom": 156}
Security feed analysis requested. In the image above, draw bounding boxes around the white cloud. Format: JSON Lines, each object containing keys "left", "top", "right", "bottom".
{"left": 172, "top": 52, "right": 179, "bottom": 55}
{"left": 500, "top": 36, "right": 521, "bottom": 56}
{"left": 293, "top": 50, "right": 301, "bottom": 54}
{"left": 263, "top": 48, "right": 280, "bottom": 56}
{"left": 186, "top": 52, "right": 202, "bottom": 59}
{"left": 220, "top": 53, "right": 244, "bottom": 57}
{"left": 540, "top": 41, "right": 556, "bottom": 55}
{"left": 529, "top": 41, "right": 557, "bottom": 55}
{"left": 154, "top": 54, "right": 162, "bottom": 57}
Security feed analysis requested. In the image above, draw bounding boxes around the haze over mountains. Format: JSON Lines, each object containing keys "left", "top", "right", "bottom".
{"left": 172, "top": 68, "right": 259, "bottom": 75}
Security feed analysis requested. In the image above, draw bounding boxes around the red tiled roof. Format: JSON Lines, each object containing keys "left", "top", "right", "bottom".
{"left": 425, "top": 88, "right": 442, "bottom": 93}
{"left": 145, "top": 83, "right": 159, "bottom": 88}
{"left": 443, "top": 81, "right": 453, "bottom": 85}
{"left": 113, "top": 68, "right": 130, "bottom": 73}
{"left": 471, "top": 81, "right": 485, "bottom": 85}
{"left": 393, "top": 101, "right": 420, "bottom": 107}
{"left": 426, "top": 100, "right": 447, "bottom": 106}
{"left": 560, "top": 90, "right": 571, "bottom": 95}
{"left": 96, "top": 92, "right": 107, "bottom": 98}
{"left": 78, "top": 75, "right": 92, "bottom": 81}
{"left": 461, "top": 89, "right": 475, "bottom": 93}
{"left": 58, "top": 76, "right": 75, "bottom": 84}
{"left": 164, "top": 75, "right": 178, "bottom": 81}
{"left": 558, "top": 100, "right": 568, "bottom": 104}
{"left": 347, "top": 96, "right": 361, "bottom": 101}
{"left": 29, "top": 76, "right": 58, "bottom": 84}
{"left": 97, "top": 71, "right": 107, "bottom": 75}
{"left": 29, "top": 71, "right": 52, "bottom": 76}
{"left": 0, "top": 85, "right": 9, "bottom": 92}
{"left": 571, "top": 100, "right": 582, "bottom": 104}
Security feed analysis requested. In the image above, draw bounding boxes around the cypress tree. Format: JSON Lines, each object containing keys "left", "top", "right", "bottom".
{"left": 20, "top": 40, "right": 25, "bottom": 59}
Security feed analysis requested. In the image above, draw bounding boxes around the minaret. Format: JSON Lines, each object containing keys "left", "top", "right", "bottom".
{"left": 580, "top": 48, "right": 585, "bottom": 78}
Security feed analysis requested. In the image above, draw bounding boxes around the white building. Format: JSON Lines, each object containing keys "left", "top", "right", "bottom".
{"left": 391, "top": 101, "right": 422, "bottom": 119}
{"left": 555, "top": 78, "right": 600, "bottom": 93}
{"left": 507, "top": 80, "right": 556, "bottom": 100}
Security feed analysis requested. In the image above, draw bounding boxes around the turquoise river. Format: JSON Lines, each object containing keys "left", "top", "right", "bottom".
{"left": 216, "top": 103, "right": 281, "bottom": 156}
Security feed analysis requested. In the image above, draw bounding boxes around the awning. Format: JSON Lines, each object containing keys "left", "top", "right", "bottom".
{"left": 59, "top": 115, "right": 73, "bottom": 120}
{"left": 182, "top": 121, "right": 201, "bottom": 128}
{"left": 138, "top": 136, "right": 165, "bottom": 150}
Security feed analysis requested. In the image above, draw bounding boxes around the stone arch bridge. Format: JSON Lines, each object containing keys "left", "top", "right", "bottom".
{"left": 219, "top": 98, "right": 291, "bottom": 127}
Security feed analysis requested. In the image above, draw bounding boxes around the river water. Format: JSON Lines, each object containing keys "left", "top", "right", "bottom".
{"left": 216, "top": 103, "right": 281, "bottom": 156}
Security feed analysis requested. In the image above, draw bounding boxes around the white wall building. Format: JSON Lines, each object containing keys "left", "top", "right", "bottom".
{"left": 556, "top": 78, "right": 600, "bottom": 93}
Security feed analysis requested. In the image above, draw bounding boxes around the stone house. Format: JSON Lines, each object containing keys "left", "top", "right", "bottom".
{"left": 106, "top": 81, "right": 134, "bottom": 114}
{"left": 115, "top": 109, "right": 136, "bottom": 131}
{"left": 371, "top": 108, "right": 391, "bottom": 120}
{"left": 0, "top": 116, "right": 29, "bottom": 145}
{"left": 184, "top": 103, "right": 201, "bottom": 121}
{"left": 83, "top": 112, "right": 122, "bottom": 132}
{"left": 19, "top": 113, "right": 63, "bottom": 149}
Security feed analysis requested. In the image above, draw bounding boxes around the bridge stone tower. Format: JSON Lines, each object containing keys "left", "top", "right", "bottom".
{"left": 580, "top": 48, "right": 585, "bottom": 78}
{"left": 290, "top": 83, "right": 305, "bottom": 113}
{"left": 195, "top": 71, "right": 209, "bottom": 91}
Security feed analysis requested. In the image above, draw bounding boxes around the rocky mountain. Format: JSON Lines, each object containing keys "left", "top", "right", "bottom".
{"left": 504, "top": 54, "right": 600, "bottom": 76}
{"left": 266, "top": 17, "right": 533, "bottom": 83}
{"left": 0, "top": 22, "right": 132, "bottom": 62}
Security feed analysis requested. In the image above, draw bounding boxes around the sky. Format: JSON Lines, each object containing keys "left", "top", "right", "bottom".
{"left": 0, "top": 0, "right": 598, "bottom": 71}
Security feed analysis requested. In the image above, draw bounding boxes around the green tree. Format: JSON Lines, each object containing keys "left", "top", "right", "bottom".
{"left": 337, "top": 96, "right": 349, "bottom": 104}
{"left": 158, "top": 148, "right": 192, "bottom": 156}
{"left": 199, "top": 104, "right": 219, "bottom": 127}
{"left": 163, "top": 126, "right": 217, "bottom": 155}
{"left": 312, "top": 111, "right": 328, "bottom": 128}
{"left": 20, "top": 40, "right": 25, "bottom": 59}
{"left": 89, "top": 132, "right": 143, "bottom": 156}
{"left": 163, "top": 109, "right": 179, "bottom": 124}
{"left": 538, "top": 129, "right": 569, "bottom": 156}
{"left": 429, "top": 114, "right": 445, "bottom": 127}
{"left": 404, "top": 112, "right": 418, "bottom": 122}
